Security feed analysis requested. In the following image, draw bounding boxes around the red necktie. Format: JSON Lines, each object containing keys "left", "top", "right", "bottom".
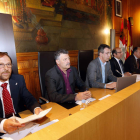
{"left": 1, "top": 83, "right": 15, "bottom": 118}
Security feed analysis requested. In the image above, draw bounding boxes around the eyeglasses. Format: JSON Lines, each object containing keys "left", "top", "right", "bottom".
{"left": 117, "top": 52, "right": 123, "bottom": 54}
{"left": 0, "top": 64, "right": 12, "bottom": 68}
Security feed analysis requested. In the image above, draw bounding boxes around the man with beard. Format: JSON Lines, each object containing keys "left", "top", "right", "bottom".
{"left": 45, "top": 49, "right": 91, "bottom": 103}
{"left": 85, "top": 44, "right": 117, "bottom": 89}
{"left": 0, "top": 52, "right": 42, "bottom": 134}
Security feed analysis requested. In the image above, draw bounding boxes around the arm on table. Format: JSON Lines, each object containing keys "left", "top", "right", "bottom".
{"left": 45, "top": 74, "right": 76, "bottom": 103}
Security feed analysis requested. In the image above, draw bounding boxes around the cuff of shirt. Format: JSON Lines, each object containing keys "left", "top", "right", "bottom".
{"left": 33, "top": 107, "right": 41, "bottom": 114}
{"left": 0, "top": 119, "right": 7, "bottom": 133}
{"left": 104, "top": 84, "right": 106, "bottom": 88}
{"left": 75, "top": 93, "right": 78, "bottom": 101}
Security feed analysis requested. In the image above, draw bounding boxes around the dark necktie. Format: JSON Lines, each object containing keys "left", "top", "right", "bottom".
{"left": 137, "top": 59, "right": 139, "bottom": 69}
{"left": 119, "top": 60, "right": 124, "bottom": 73}
{"left": 1, "top": 83, "right": 15, "bottom": 118}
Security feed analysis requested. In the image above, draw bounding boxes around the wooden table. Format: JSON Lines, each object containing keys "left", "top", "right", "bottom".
{"left": 21, "top": 82, "right": 140, "bottom": 140}
{"left": 19, "top": 102, "right": 70, "bottom": 125}
{"left": 68, "top": 88, "right": 115, "bottom": 114}
{"left": 19, "top": 88, "right": 115, "bottom": 123}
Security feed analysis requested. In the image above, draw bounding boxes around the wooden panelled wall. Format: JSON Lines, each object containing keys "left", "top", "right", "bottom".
{"left": 129, "top": 0, "right": 140, "bottom": 47}
{"left": 112, "top": 0, "right": 140, "bottom": 47}
{"left": 16, "top": 50, "right": 98, "bottom": 100}
{"left": 112, "top": 0, "right": 128, "bottom": 48}
{"left": 16, "top": 52, "right": 40, "bottom": 100}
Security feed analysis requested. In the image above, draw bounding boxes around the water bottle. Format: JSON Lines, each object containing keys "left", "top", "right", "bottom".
{"left": 80, "top": 99, "right": 86, "bottom": 110}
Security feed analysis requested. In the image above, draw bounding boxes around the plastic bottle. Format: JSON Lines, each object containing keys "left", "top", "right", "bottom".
{"left": 80, "top": 99, "right": 86, "bottom": 110}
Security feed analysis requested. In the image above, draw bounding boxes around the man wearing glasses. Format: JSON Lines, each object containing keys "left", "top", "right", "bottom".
{"left": 110, "top": 48, "right": 131, "bottom": 77}
{"left": 0, "top": 52, "right": 42, "bottom": 134}
{"left": 85, "top": 44, "right": 117, "bottom": 89}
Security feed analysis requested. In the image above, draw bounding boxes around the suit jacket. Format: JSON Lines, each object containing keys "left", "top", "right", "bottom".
{"left": 45, "top": 65, "right": 86, "bottom": 103}
{"left": 110, "top": 57, "right": 124, "bottom": 77}
{"left": 0, "top": 74, "right": 40, "bottom": 122}
{"left": 85, "top": 57, "right": 117, "bottom": 88}
{"left": 124, "top": 54, "right": 140, "bottom": 74}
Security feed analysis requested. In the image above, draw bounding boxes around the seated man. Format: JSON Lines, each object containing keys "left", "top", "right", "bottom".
{"left": 0, "top": 52, "right": 42, "bottom": 134}
{"left": 85, "top": 44, "right": 117, "bottom": 89}
{"left": 110, "top": 48, "right": 131, "bottom": 77}
{"left": 45, "top": 49, "right": 91, "bottom": 103}
{"left": 124, "top": 47, "right": 140, "bottom": 74}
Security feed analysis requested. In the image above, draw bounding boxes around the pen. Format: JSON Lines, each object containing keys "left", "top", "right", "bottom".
{"left": 13, "top": 113, "right": 19, "bottom": 134}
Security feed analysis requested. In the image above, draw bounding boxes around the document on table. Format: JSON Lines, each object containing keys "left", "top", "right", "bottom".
{"left": 133, "top": 74, "right": 140, "bottom": 82}
{"left": 76, "top": 98, "right": 96, "bottom": 105}
{"left": 31, "top": 119, "right": 59, "bottom": 133}
{"left": 16, "top": 107, "right": 52, "bottom": 124}
{"left": 2, "top": 119, "right": 59, "bottom": 140}
{"left": 2, "top": 122, "right": 39, "bottom": 140}
{"left": 98, "top": 94, "right": 111, "bottom": 100}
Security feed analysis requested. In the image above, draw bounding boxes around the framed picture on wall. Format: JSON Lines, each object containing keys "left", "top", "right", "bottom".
{"left": 115, "top": 0, "right": 122, "bottom": 17}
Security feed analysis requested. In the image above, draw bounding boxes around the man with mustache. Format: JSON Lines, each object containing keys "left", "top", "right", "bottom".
{"left": 0, "top": 52, "right": 42, "bottom": 134}
{"left": 85, "top": 44, "right": 117, "bottom": 89}
{"left": 45, "top": 49, "right": 91, "bottom": 103}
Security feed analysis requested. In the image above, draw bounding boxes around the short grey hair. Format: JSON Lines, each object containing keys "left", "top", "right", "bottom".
{"left": 54, "top": 49, "right": 68, "bottom": 60}
{"left": 98, "top": 44, "right": 110, "bottom": 56}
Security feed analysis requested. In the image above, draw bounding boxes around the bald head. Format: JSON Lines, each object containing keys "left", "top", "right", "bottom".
{"left": 112, "top": 48, "right": 123, "bottom": 59}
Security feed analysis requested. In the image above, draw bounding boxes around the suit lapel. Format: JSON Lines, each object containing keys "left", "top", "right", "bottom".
{"left": 132, "top": 55, "right": 137, "bottom": 68}
{"left": 68, "top": 68, "right": 76, "bottom": 94}
{"left": 69, "top": 69, "right": 74, "bottom": 85}
{"left": 97, "top": 58, "right": 103, "bottom": 82}
{"left": 9, "top": 78, "right": 19, "bottom": 113}
{"left": 114, "top": 58, "right": 122, "bottom": 73}
{"left": 56, "top": 66, "right": 66, "bottom": 92}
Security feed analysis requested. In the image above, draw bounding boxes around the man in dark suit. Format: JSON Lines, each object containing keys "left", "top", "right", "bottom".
{"left": 124, "top": 47, "right": 140, "bottom": 74}
{"left": 85, "top": 44, "right": 117, "bottom": 89}
{"left": 110, "top": 48, "right": 131, "bottom": 77}
{"left": 45, "top": 49, "right": 91, "bottom": 103}
{"left": 0, "top": 52, "right": 42, "bottom": 134}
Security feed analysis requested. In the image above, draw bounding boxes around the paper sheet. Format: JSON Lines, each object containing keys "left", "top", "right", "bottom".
{"left": 31, "top": 119, "right": 59, "bottom": 133}
{"left": 76, "top": 98, "right": 96, "bottom": 105}
{"left": 2, "top": 122, "right": 39, "bottom": 140}
{"left": 1, "top": 119, "right": 59, "bottom": 140}
{"left": 134, "top": 74, "right": 140, "bottom": 82}
{"left": 16, "top": 107, "right": 52, "bottom": 124}
{"left": 98, "top": 94, "right": 111, "bottom": 100}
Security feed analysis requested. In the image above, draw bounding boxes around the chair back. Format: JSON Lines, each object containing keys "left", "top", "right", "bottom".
{"left": 78, "top": 50, "right": 93, "bottom": 82}
{"left": 38, "top": 51, "right": 55, "bottom": 99}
